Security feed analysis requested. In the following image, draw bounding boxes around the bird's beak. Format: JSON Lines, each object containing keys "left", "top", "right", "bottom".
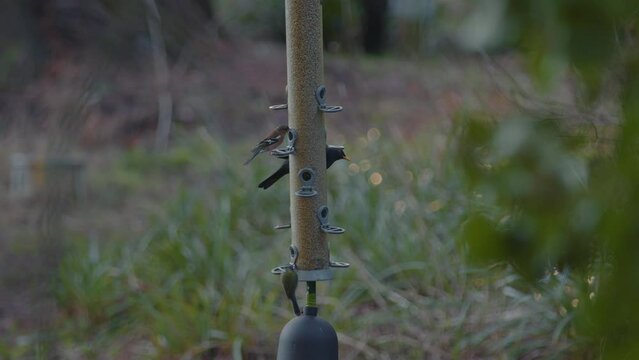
{"left": 343, "top": 155, "right": 351, "bottom": 161}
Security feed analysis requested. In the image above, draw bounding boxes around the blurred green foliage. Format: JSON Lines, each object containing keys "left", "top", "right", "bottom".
{"left": 456, "top": 118, "right": 592, "bottom": 278}
{"left": 505, "top": 0, "right": 637, "bottom": 94}
{"left": 455, "top": 1, "right": 639, "bottom": 358}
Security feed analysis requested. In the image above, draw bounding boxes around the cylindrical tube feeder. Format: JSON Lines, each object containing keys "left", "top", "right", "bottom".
{"left": 286, "top": 0, "right": 330, "bottom": 278}
{"left": 269, "top": 0, "right": 349, "bottom": 358}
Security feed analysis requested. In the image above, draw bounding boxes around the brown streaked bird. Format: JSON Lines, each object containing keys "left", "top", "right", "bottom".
{"left": 244, "top": 125, "right": 290, "bottom": 165}
{"left": 258, "top": 146, "right": 350, "bottom": 189}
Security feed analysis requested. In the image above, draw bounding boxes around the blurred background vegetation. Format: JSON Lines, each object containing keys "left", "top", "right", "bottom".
{"left": 1, "top": 0, "right": 638, "bottom": 359}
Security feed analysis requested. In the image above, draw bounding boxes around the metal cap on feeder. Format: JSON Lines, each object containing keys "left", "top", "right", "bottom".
{"left": 276, "top": 307, "right": 338, "bottom": 360}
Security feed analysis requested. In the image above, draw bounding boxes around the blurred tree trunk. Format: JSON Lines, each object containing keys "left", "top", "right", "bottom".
{"left": 26, "top": 0, "right": 109, "bottom": 49}
{"left": 145, "top": 0, "right": 173, "bottom": 151}
{"left": 159, "top": 0, "right": 214, "bottom": 20}
{"left": 193, "top": 0, "right": 214, "bottom": 20}
{"left": 22, "top": 0, "right": 53, "bottom": 78}
{"left": 360, "top": 0, "right": 388, "bottom": 54}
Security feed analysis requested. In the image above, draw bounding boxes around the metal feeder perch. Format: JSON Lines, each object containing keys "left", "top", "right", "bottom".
{"left": 271, "top": 128, "right": 297, "bottom": 158}
{"left": 317, "top": 205, "right": 345, "bottom": 234}
{"left": 269, "top": 85, "right": 289, "bottom": 111}
{"left": 269, "top": 103, "right": 288, "bottom": 111}
{"left": 295, "top": 168, "right": 318, "bottom": 197}
{"left": 315, "top": 85, "right": 343, "bottom": 113}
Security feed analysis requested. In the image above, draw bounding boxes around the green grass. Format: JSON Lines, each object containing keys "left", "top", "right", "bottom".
{"left": 47, "top": 128, "right": 582, "bottom": 359}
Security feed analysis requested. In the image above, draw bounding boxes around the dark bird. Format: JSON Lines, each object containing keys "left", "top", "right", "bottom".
{"left": 258, "top": 146, "right": 350, "bottom": 189}
{"left": 244, "top": 125, "right": 289, "bottom": 165}
{"left": 281, "top": 266, "right": 301, "bottom": 316}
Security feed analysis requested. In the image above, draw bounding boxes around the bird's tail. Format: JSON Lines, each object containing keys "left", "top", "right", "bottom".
{"left": 258, "top": 166, "right": 288, "bottom": 189}
{"left": 243, "top": 148, "right": 262, "bottom": 165}
{"left": 291, "top": 297, "right": 301, "bottom": 316}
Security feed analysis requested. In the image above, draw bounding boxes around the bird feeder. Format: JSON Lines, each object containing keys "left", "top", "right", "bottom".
{"left": 266, "top": 0, "right": 349, "bottom": 358}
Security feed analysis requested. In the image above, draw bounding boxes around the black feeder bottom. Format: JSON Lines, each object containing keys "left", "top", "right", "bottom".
{"left": 277, "top": 307, "right": 338, "bottom": 360}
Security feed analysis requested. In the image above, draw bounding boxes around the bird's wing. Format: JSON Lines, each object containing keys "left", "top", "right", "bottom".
{"left": 243, "top": 149, "right": 261, "bottom": 165}
{"left": 244, "top": 134, "right": 284, "bottom": 165}
{"left": 258, "top": 160, "right": 289, "bottom": 189}
{"left": 258, "top": 134, "right": 283, "bottom": 148}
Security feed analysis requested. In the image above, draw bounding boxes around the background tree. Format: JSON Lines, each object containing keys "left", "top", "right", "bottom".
{"left": 360, "top": 0, "right": 389, "bottom": 54}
